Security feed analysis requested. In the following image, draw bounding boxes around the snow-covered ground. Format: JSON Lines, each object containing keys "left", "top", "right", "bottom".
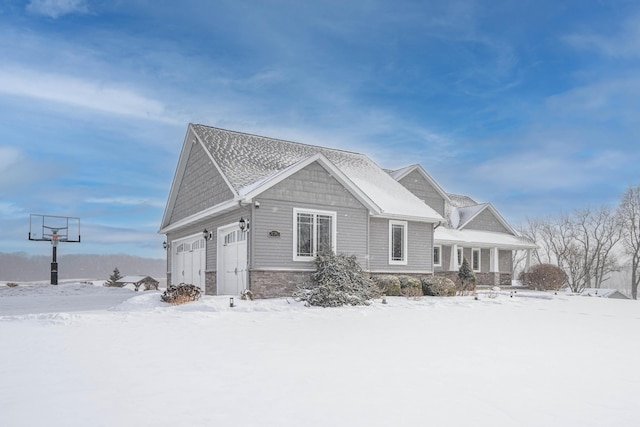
{"left": 1, "top": 283, "right": 639, "bottom": 427}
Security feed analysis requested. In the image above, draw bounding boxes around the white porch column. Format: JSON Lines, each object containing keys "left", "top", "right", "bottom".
{"left": 450, "top": 244, "right": 458, "bottom": 271}
{"left": 490, "top": 247, "right": 500, "bottom": 273}
{"left": 525, "top": 249, "right": 532, "bottom": 271}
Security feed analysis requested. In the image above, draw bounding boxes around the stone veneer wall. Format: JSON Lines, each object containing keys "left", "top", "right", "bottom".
{"left": 435, "top": 271, "right": 512, "bottom": 288}
{"left": 205, "top": 271, "right": 217, "bottom": 295}
{"left": 250, "top": 270, "right": 313, "bottom": 299}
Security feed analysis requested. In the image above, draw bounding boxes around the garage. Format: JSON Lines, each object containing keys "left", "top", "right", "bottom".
{"left": 217, "top": 223, "right": 248, "bottom": 295}
{"left": 172, "top": 234, "right": 206, "bottom": 289}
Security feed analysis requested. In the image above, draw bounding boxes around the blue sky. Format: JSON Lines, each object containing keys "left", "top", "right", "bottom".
{"left": 1, "top": 0, "right": 639, "bottom": 259}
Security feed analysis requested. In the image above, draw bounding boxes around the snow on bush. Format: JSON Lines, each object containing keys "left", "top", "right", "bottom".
{"left": 293, "top": 250, "right": 381, "bottom": 307}
{"left": 422, "top": 276, "right": 456, "bottom": 296}
{"left": 519, "top": 263, "right": 567, "bottom": 291}
{"left": 398, "top": 275, "right": 422, "bottom": 297}
{"left": 371, "top": 275, "right": 401, "bottom": 296}
{"left": 161, "top": 284, "right": 202, "bottom": 305}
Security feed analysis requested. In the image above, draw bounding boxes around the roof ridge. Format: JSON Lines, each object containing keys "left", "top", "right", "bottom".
{"left": 191, "top": 123, "right": 367, "bottom": 157}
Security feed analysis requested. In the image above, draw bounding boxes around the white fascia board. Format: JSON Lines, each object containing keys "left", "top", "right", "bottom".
{"left": 458, "top": 203, "right": 518, "bottom": 236}
{"left": 159, "top": 125, "right": 196, "bottom": 231}
{"left": 391, "top": 164, "right": 452, "bottom": 204}
{"left": 372, "top": 211, "right": 443, "bottom": 224}
{"left": 159, "top": 199, "right": 240, "bottom": 234}
{"left": 240, "top": 153, "right": 382, "bottom": 214}
{"left": 192, "top": 124, "right": 239, "bottom": 198}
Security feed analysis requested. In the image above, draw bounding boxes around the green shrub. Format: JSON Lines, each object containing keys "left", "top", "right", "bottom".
{"left": 398, "top": 275, "right": 423, "bottom": 297}
{"left": 371, "top": 275, "right": 401, "bottom": 296}
{"left": 421, "top": 276, "right": 456, "bottom": 297}
{"left": 293, "top": 250, "right": 381, "bottom": 307}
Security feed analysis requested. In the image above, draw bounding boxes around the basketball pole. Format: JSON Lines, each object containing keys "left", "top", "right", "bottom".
{"left": 51, "top": 236, "right": 58, "bottom": 285}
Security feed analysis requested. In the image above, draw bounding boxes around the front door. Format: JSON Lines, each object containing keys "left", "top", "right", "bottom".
{"left": 218, "top": 224, "right": 248, "bottom": 295}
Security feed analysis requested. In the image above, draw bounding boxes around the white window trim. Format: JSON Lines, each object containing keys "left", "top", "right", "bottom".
{"left": 472, "top": 248, "right": 481, "bottom": 272}
{"left": 433, "top": 245, "right": 442, "bottom": 267}
{"left": 389, "top": 220, "right": 408, "bottom": 265}
{"left": 293, "top": 208, "right": 337, "bottom": 262}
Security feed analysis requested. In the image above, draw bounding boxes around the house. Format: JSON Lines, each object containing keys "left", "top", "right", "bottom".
{"left": 388, "top": 165, "right": 537, "bottom": 286}
{"left": 580, "top": 288, "right": 630, "bottom": 299}
{"left": 159, "top": 124, "right": 536, "bottom": 297}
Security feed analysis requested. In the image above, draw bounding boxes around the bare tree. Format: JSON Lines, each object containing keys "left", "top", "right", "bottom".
{"left": 520, "top": 207, "right": 621, "bottom": 293}
{"left": 618, "top": 186, "right": 640, "bottom": 299}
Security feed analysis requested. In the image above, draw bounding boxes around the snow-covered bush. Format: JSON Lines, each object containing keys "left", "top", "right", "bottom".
{"left": 422, "top": 276, "right": 456, "bottom": 297}
{"left": 161, "top": 284, "right": 202, "bottom": 305}
{"left": 6, "top": 282, "right": 18, "bottom": 288}
{"left": 371, "top": 275, "right": 401, "bottom": 296}
{"left": 519, "top": 264, "right": 567, "bottom": 291}
{"left": 398, "top": 276, "right": 423, "bottom": 297}
{"left": 293, "top": 250, "right": 381, "bottom": 307}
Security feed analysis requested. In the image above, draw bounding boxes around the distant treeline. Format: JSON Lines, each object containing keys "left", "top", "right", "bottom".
{"left": 0, "top": 252, "right": 166, "bottom": 282}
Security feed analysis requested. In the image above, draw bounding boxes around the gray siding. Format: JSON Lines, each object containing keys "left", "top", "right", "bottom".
{"left": 398, "top": 170, "right": 446, "bottom": 217}
{"left": 169, "top": 140, "right": 234, "bottom": 224}
{"left": 369, "top": 217, "right": 434, "bottom": 273}
{"left": 253, "top": 161, "right": 369, "bottom": 270}
{"left": 465, "top": 209, "right": 511, "bottom": 234}
{"left": 166, "top": 207, "right": 250, "bottom": 274}
{"left": 499, "top": 250, "right": 513, "bottom": 273}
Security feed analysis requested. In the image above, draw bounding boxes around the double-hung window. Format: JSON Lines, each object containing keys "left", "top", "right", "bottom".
{"left": 389, "top": 220, "right": 408, "bottom": 265}
{"left": 293, "top": 208, "right": 337, "bottom": 261}
{"left": 472, "top": 248, "right": 481, "bottom": 272}
{"left": 433, "top": 245, "right": 442, "bottom": 267}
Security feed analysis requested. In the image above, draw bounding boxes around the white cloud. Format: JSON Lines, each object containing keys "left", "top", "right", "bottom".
{"left": 563, "top": 15, "right": 640, "bottom": 58}
{"left": 0, "top": 146, "right": 22, "bottom": 173}
{"left": 26, "top": 0, "right": 88, "bottom": 19}
{"left": 0, "top": 67, "right": 181, "bottom": 124}
{"left": 86, "top": 197, "right": 165, "bottom": 209}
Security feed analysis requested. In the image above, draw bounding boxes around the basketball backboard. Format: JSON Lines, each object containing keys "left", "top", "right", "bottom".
{"left": 29, "top": 214, "right": 81, "bottom": 243}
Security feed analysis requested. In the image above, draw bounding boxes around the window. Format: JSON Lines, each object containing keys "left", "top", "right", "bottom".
{"left": 293, "top": 208, "right": 336, "bottom": 261}
{"left": 457, "top": 247, "right": 463, "bottom": 267}
{"left": 433, "top": 245, "right": 442, "bottom": 267}
{"left": 472, "top": 248, "right": 481, "bottom": 272}
{"left": 389, "top": 220, "right": 408, "bottom": 265}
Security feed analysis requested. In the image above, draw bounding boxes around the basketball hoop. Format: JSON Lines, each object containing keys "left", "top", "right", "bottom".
{"left": 28, "top": 214, "right": 81, "bottom": 285}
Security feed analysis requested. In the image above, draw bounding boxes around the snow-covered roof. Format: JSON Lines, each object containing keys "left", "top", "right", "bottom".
{"left": 434, "top": 227, "right": 537, "bottom": 249}
{"left": 116, "top": 276, "right": 158, "bottom": 284}
{"left": 448, "top": 193, "right": 478, "bottom": 207}
{"left": 580, "top": 288, "right": 629, "bottom": 299}
{"left": 191, "top": 124, "right": 443, "bottom": 222}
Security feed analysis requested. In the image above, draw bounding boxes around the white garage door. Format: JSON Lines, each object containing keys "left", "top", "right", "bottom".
{"left": 218, "top": 224, "right": 248, "bottom": 295}
{"left": 173, "top": 234, "right": 206, "bottom": 289}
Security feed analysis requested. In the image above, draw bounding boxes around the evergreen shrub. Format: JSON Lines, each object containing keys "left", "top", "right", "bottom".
{"left": 371, "top": 275, "right": 401, "bottom": 296}
{"left": 293, "top": 250, "right": 381, "bottom": 307}
{"left": 398, "top": 275, "right": 423, "bottom": 297}
{"left": 422, "top": 276, "right": 456, "bottom": 296}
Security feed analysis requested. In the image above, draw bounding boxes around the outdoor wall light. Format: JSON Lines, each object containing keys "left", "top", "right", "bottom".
{"left": 162, "top": 241, "right": 168, "bottom": 250}
{"left": 239, "top": 217, "right": 249, "bottom": 232}
{"left": 203, "top": 228, "right": 212, "bottom": 241}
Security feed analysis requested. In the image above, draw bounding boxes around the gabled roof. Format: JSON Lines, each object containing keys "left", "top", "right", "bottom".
{"left": 387, "top": 164, "right": 452, "bottom": 204}
{"left": 452, "top": 203, "right": 518, "bottom": 235}
{"left": 161, "top": 124, "right": 443, "bottom": 232}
